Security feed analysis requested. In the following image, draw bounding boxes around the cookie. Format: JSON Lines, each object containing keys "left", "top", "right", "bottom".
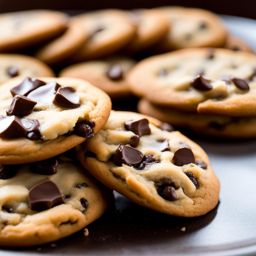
{"left": 70, "top": 10, "right": 136, "bottom": 61}
{"left": 138, "top": 99, "right": 256, "bottom": 139}
{"left": 60, "top": 57, "right": 135, "bottom": 98}
{"left": 0, "top": 10, "right": 68, "bottom": 52}
{"left": 0, "top": 54, "right": 54, "bottom": 84}
{"left": 78, "top": 111, "right": 220, "bottom": 217}
{"left": 154, "top": 7, "right": 227, "bottom": 50}
{"left": 34, "top": 19, "right": 88, "bottom": 65}
{"left": 128, "top": 48, "right": 256, "bottom": 116}
{"left": 0, "top": 154, "right": 110, "bottom": 246}
{"left": 0, "top": 77, "right": 111, "bottom": 164}
{"left": 224, "top": 34, "right": 253, "bottom": 52}
{"left": 123, "top": 9, "right": 169, "bottom": 54}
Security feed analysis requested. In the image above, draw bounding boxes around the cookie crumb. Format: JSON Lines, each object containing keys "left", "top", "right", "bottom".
{"left": 180, "top": 226, "right": 186, "bottom": 232}
{"left": 84, "top": 228, "right": 89, "bottom": 237}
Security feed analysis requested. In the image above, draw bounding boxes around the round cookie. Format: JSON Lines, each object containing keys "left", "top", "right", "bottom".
{"left": 35, "top": 19, "right": 88, "bottom": 65}
{"left": 60, "top": 57, "right": 135, "bottom": 98}
{"left": 0, "top": 154, "right": 111, "bottom": 246}
{"left": 78, "top": 111, "right": 220, "bottom": 217}
{"left": 128, "top": 48, "right": 256, "bottom": 116}
{"left": 154, "top": 7, "right": 227, "bottom": 50}
{"left": 123, "top": 9, "right": 169, "bottom": 54}
{"left": 138, "top": 99, "right": 256, "bottom": 139}
{"left": 0, "top": 54, "right": 54, "bottom": 84}
{"left": 0, "top": 76, "right": 111, "bottom": 164}
{"left": 71, "top": 10, "right": 136, "bottom": 61}
{"left": 0, "top": 10, "right": 68, "bottom": 52}
{"left": 224, "top": 35, "right": 253, "bottom": 52}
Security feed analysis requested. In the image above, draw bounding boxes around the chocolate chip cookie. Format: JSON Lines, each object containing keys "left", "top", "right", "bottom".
{"left": 0, "top": 154, "right": 111, "bottom": 246}
{"left": 60, "top": 57, "right": 135, "bottom": 98}
{"left": 0, "top": 77, "right": 111, "bottom": 164}
{"left": 78, "top": 111, "right": 220, "bottom": 217}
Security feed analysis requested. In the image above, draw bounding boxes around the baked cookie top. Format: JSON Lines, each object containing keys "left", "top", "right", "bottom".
{"left": 60, "top": 57, "right": 135, "bottom": 98}
{"left": 128, "top": 48, "right": 256, "bottom": 116}
{"left": 0, "top": 154, "right": 110, "bottom": 246}
{"left": 0, "top": 77, "right": 111, "bottom": 164}
{"left": 154, "top": 7, "right": 227, "bottom": 50}
{"left": 78, "top": 111, "right": 220, "bottom": 217}
{"left": 71, "top": 10, "right": 136, "bottom": 61}
{"left": 0, "top": 10, "right": 68, "bottom": 52}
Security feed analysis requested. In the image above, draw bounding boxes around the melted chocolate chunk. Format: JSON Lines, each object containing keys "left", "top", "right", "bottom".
{"left": 74, "top": 120, "right": 95, "bottom": 138}
{"left": 28, "top": 180, "right": 64, "bottom": 211}
{"left": 27, "top": 81, "right": 60, "bottom": 104}
{"left": 2, "top": 205, "right": 14, "bottom": 213}
{"left": 6, "top": 95, "right": 36, "bottom": 117}
{"left": 11, "top": 77, "right": 45, "bottom": 97}
{"left": 0, "top": 116, "right": 26, "bottom": 138}
{"left": 32, "top": 158, "right": 58, "bottom": 175}
{"left": 231, "top": 78, "right": 250, "bottom": 91}
{"left": 75, "top": 182, "right": 88, "bottom": 189}
{"left": 129, "top": 135, "right": 140, "bottom": 147}
{"left": 160, "top": 122, "right": 174, "bottom": 132}
{"left": 136, "top": 154, "right": 159, "bottom": 170}
{"left": 106, "top": 64, "right": 124, "bottom": 81}
{"left": 191, "top": 75, "right": 213, "bottom": 91}
{"left": 6, "top": 66, "right": 19, "bottom": 78}
{"left": 113, "top": 144, "right": 144, "bottom": 167}
{"left": 195, "top": 160, "right": 208, "bottom": 169}
{"left": 173, "top": 147, "right": 195, "bottom": 166}
{"left": 0, "top": 165, "right": 17, "bottom": 179}
{"left": 185, "top": 172, "right": 199, "bottom": 188}
{"left": 80, "top": 198, "right": 89, "bottom": 211}
{"left": 21, "top": 118, "right": 41, "bottom": 140}
{"left": 124, "top": 118, "right": 151, "bottom": 137}
{"left": 54, "top": 87, "right": 80, "bottom": 109}
{"left": 157, "top": 184, "right": 177, "bottom": 201}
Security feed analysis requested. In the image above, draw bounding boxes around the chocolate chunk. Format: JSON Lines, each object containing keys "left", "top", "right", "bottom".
{"left": 113, "top": 144, "right": 144, "bottom": 167}
{"left": 53, "top": 87, "right": 80, "bottom": 109}
{"left": 2, "top": 205, "right": 14, "bottom": 213}
{"left": 124, "top": 118, "right": 151, "bottom": 136}
{"left": 6, "top": 66, "right": 19, "bottom": 78}
{"left": 173, "top": 147, "right": 195, "bottom": 166}
{"left": 74, "top": 120, "right": 95, "bottom": 138}
{"left": 0, "top": 165, "right": 17, "bottom": 179}
{"left": 198, "top": 21, "right": 208, "bottom": 30}
{"left": 75, "top": 182, "right": 88, "bottom": 189}
{"left": 231, "top": 78, "right": 250, "bottom": 91}
{"left": 106, "top": 64, "right": 124, "bottom": 81}
{"left": 129, "top": 135, "right": 140, "bottom": 147}
{"left": 80, "top": 198, "right": 89, "bottom": 210}
{"left": 185, "top": 172, "right": 199, "bottom": 188}
{"left": 191, "top": 75, "right": 213, "bottom": 91}
{"left": 32, "top": 158, "right": 58, "bottom": 175}
{"left": 27, "top": 81, "right": 60, "bottom": 104}
{"left": 206, "top": 49, "right": 215, "bottom": 60}
{"left": 28, "top": 180, "right": 64, "bottom": 211}
{"left": 21, "top": 118, "right": 41, "bottom": 140}
{"left": 158, "top": 68, "right": 169, "bottom": 77}
{"left": 0, "top": 116, "right": 26, "bottom": 138}
{"left": 160, "top": 122, "right": 174, "bottom": 132}
{"left": 157, "top": 184, "right": 177, "bottom": 201}
{"left": 11, "top": 77, "right": 45, "bottom": 97}
{"left": 136, "top": 154, "right": 159, "bottom": 170}
{"left": 6, "top": 95, "right": 36, "bottom": 117}
{"left": 195, "top": 160, "right": 208, "bottom": 169}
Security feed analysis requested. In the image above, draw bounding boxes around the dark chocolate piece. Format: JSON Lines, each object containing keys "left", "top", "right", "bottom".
{"left": 185, "top": 172, "right": 199, "bottom": 188}
{"left": 80, "top": 198, "right": 89, "bottom": 211}
{"left": 21, "top": 118, "right": 41, "bottom": 140}
{"left": 32, "top": 158, "right": 58, "bottom": 175}
{"left": 106, "top": 64, "right": 124, "bottom": 81}
{"left": 75, "top": 182, "right": 88, "bottom": 189}
{"left": 173, "top": 147, "right": 195, "bottom": 166}
{"left": 195, "top": 160, "right": 208, "bottom": 169}
{"left": 6, "top": 66, "right": 19, "bottom": 78}
{"left": 0, "top": 116, "right": 26, "bottom": 138}
{"left": 2, "top": 205, "right": 14, "bottom": 213}
{"left": 157, "top": 184, "right": 177, "bottom": 201}
{"left": 191, "top": 75, "right": 213, "bottom": 91}
{"left": 160, "top": 122, "right": 174, "bottom": 132}
{"left": 136, "top": 154, "right": 159, "bottom": 170}
{"left": 0, "top": 165, "right": 17, "bottom": 179}
{"left": 28, "top": 180, "right": 64, "bottom": 211}
{"left": 231, "top": 78, "right": 250, "bottom": 91}
{"left": 6, "top": 95, "right": 36, "bottom": 117}
{"left": 129, "top": 135, "right": 140, "bottom": 147}
{"left": 74, "top": 120, "right": 95, "bottom": 138}
{"left": 124, "top": 118, "right": 151, "bottom": 136}
{"left": 54, "top": 87, "right": 80, "bottom": 109}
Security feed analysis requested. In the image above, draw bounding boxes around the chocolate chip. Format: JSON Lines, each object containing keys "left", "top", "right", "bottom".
{"left": 206, "top": 49, "right": 215, "bottom": 60}
{"left": 6, "top": 66, "right": 19, "bottom": 78}
{"left": 191, "top": 75, "right": 213, "bottom": 91}
{"left": 157, "top": 139, "right": 170, "bottom": 152}
{"left": 0, "top": 165, "right": 17, "bottom": 179}
{"left": 157, "top": 184, "right": 177, "bottom": 201}
{"left": 28, "top": 180, "right": 64, "bottom": 211}
{"left": 173, "top": 148, "right": 195, "bottom": 166}
{"left": 185, "top": 172, "right": 199, "bottom": 188}
{"left": 160, "top": 123, "right": 174, "bottom": 132}
{"left": 11, "top": 77, "right": 45, "bottom": 97}
{"left": 106, "top": 64, "right": 124, "bottom": 81}
{"left": 129, "top": 135, "right": 140, "bottom": 147}
{"left": 136, "top": 154, "right": 159, "bottom": 170}
{"left": 248, "top": 69, "right": 256, "bottom": 81}
{"left": 74, "top": 120, "right": 95, "bottom": 138}
{"left": 124, "top": 118, "right": 151, "bottom": 137}
{"left": 75, "top": 182, "right": 88, "bottom": 189}
{"left": 27, "top": 81, "right": 60, "bottom": 104}
{"left": 231, "top": 46, "right": 241, "bottom": 51}
{"left": 6, "top": 95, "right": 36, "bottom": 117}
{"left": 0, "top": 116, "right": 26, "bottom": 138}
{"left": 113, "top": 144, "right": 144, "bottom": 167}
{"left": 31, "top": 158, "right": 58, "bottom": 175}
{"left": 21, "top": 118, "right": 41, "bottom": 140}
{"left": 158, "top": 68, "right": 169, "bottom": 77}
{"left": 195, "top": 160, "right": 208, "bottom": 169}
{"left": 2, "top": 205, "right": 14, "bottom": 213}
{"left": 231, "top": 78, "right": 250, "bottom": 91}
{"left": 53, "top": 87, "right": 80, "bottom": 109}
{"left": 80, "top": 198, "right": 89, "bottom": 211}
{"left": 198, "top": 21, "right": 208, "bottom": 30}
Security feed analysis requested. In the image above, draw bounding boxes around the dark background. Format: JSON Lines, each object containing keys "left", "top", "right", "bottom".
{"left": 0, "top": 0, "right": 255, "bottom": 19}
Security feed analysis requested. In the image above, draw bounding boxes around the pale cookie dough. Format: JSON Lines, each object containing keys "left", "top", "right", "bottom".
{"left": 0, "top": 155, "right": 111, "bottom": 246}
{"left": 0, "top": 10, "right": 68, "bottom": 52}
{"left": 60, "top": 57, "right": 135, "bottom": 98}
{"left": 0, "top": 77, "right": 111, "bottom": 164}
{"left": 128, "top": 48, "right": 256, "bottom": 116}
{"left": 78, "top": 111, "right": 220, "bottom": 217}
{"left": 0, "top": 54, "right": 54, "bottom": 84}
